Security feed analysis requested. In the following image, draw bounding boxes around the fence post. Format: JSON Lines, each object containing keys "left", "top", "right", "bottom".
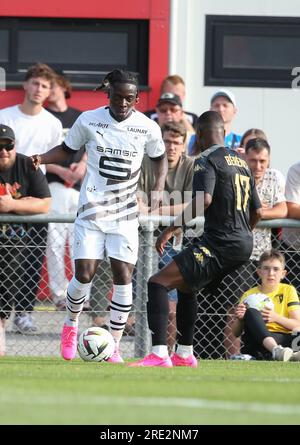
{"left": 134, "top": 222, "right": 154, "bottom": 358}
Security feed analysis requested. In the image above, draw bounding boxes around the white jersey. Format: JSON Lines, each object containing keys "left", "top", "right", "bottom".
{"left": 0, "top": 105, "right": 62, "bottom": 174}
{"left": 64, "top": 106, "right": 165, "bottom": 231}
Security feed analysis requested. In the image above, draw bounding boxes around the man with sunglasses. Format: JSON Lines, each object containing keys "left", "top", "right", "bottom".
{"left": 0, "top": 63, "right": 62, "bottom": 333}
{"left": 0, "top": 124, "right": 51, "bottom": 355}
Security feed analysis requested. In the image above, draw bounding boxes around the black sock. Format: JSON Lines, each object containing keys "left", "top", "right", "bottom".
{"left": 176, "top": 291, "right": 198, "bottom": 345}
{"left": 147, "top": 281, "right": 169, "bottom": 346}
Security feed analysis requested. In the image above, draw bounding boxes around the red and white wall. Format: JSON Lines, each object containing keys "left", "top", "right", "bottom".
{"left": 0, "top": 0, "right": 170, "bottom": 113}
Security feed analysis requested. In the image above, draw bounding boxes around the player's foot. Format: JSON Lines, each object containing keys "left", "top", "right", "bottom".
{"left": 272, "top": 345, "right": 293, "bottom": 361}
{"left": 290, "top": 351, "right": 300, "bottom": 362}
{"left": 128, "top": 353, "right": 173, "bottom": 368}
{"left": 107, "top": 345, "right": 124, "bottom": 364}
{"left": 171, "top": 352, "right": 198, "bottom": 368}
{"left": 61, "top": 324, "right": 78, "bottom": 360}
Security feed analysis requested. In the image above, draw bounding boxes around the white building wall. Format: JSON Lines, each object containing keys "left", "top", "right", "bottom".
{"left": 170, "top": 0, "right": 300, "bottom": 176}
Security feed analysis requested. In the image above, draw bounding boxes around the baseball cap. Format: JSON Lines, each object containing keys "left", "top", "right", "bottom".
{"left": 210, "top": 89, "right": 237, "bottom": 108}
{"left": 157, "top": 92, "right": 182, "bottom": 108}
{"left": 0, "top": 124, "right": 15, "bottom": 142}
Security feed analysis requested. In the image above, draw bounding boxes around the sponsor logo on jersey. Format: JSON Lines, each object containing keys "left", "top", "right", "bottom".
{"left": 126, "top": 126, "right": 148, "bottom": 135}
{"left": 96, "top": 146, "right": 138, "bottom": 158}
{"left": 193, "top": 246, "right": 212, "bottom": 264}
{"left": 88, "top": 122, "right": 109, "bottom": 129}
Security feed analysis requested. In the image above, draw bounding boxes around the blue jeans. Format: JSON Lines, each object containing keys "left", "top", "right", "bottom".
{"left": 158, "top": 241, "right": 178, "bottom": 302}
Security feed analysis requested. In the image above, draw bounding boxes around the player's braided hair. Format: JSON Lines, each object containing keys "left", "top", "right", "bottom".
{"left": 95, "top": 69, "right": 138, "bottom": 91}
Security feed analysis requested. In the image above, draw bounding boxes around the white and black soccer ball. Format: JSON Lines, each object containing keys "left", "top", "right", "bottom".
{"left": 243, "top": 293, "right": 274, "bottom": 312}
{"left": 77, "top": 327, "right": 115, "bottom": 362}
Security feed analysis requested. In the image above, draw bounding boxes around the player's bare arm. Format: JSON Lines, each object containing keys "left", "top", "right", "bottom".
{"left": 31, "top": 144, "right": 72, "bottom": 170}
{"left": 149, "top": 154, "right": 168, "bottom": 210}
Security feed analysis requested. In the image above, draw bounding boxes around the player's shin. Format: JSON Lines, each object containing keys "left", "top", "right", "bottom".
{"left": 147, "top": 282, "right": 169, "bottom": 357}
{"left": 65, "top": 277, "right": 92, "bottom": 327}
{"left": 109, "top": 283, "right": 133, "bottom": 346}
{"left": 176, "top": 291, "right": 198, "bottom": 355}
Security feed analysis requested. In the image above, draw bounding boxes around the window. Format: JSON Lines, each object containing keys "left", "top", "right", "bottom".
{"left": 1, "top": 17, "right": 149, "bottom": 89}
{"left": 205, "top": 15, "right": 300, "bottom": 88}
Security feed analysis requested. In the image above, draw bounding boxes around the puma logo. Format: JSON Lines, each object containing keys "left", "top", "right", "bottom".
{"left": 96, "top": 131, "right": 104, "bottom": 137}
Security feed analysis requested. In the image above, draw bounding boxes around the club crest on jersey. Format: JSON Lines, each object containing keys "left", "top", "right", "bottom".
{"left": 194, "top": 157, "right": 207, "bottom": 172}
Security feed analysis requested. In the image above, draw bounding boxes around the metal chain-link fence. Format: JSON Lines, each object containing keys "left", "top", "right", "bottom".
{"left": 1, "top": 214, "right": 300, "bottom": 359}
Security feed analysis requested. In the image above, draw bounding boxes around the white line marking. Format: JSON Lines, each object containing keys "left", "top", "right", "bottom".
{"left": 1, "top": 393, "right": 300, "bottom": 415}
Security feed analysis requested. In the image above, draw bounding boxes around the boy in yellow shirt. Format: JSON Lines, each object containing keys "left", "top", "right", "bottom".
{"left": 232, "top": 249, "right": 300, "bottom": 361}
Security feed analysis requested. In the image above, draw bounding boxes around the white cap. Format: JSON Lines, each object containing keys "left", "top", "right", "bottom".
{"left": 210, "top": 89, "right": 237, "bottom": 108}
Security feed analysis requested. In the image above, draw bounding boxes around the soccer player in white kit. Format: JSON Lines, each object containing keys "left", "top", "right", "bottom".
{"left": 32, "top": 70, "right": 168, "bottom": 362}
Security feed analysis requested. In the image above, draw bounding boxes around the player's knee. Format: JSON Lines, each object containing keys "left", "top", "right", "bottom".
{"left": 75, "top": 271, "right": 93, "bottom": 284}
{"left": 111, "top": 260, "right": 133, "bottom": 284}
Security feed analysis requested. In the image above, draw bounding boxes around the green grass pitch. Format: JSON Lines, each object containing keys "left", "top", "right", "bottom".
{"left": 0, "top": 357, "right": 300, "bottom": 425}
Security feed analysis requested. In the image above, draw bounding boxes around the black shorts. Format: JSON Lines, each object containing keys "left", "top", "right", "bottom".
{"left": 173, "top": 241, "right": 247, "bottom": 294}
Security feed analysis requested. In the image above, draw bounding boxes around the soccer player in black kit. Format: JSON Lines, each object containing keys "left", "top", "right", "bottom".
{"left": 129, "top": 111, "right": 262, "bottom": 368}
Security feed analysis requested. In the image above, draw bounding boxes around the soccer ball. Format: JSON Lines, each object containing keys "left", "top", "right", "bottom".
{"left": 243, "top": 293, "right": 274, "bottom": 311}
{"left": 77, "top": 327, "right": 115, "bottom": 362}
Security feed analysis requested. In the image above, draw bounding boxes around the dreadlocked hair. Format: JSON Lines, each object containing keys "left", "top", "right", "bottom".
{"left": 96, "top": 69, "right": 138, "bottom": 91}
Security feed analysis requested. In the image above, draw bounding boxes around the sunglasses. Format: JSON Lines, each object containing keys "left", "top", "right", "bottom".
{"left": 0, "top": 142, "right": 15, "bottom": 151}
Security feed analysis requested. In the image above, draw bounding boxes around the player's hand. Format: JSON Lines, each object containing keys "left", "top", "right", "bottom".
{"left": 155, "top": 226, "right": 176, "bottom": 256}
{"left": 70, "top": 160, "right": 87, "bottom": 181}
{"left": 31, "top": 155, "right": 42, "bottom": 171}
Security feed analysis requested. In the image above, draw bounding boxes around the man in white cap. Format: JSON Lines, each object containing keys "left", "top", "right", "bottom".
{"left": 188, "top": 89, "right": 241, "bottom": 155}
{"left": 210, "top": 89, "right": 241, "bottom": 150}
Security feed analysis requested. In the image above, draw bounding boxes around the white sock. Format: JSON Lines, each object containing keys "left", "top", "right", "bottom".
{"left": 65, "top": 277, "right": 92, "bottom": 327}
{"left": 176, "top": 344, "right": 193, "bottom": 358}
{"left": 109, "top": 283, "right": 132, "bottom": 345}
{"left": 152, "top": 345, "right": 169, "bottom": 358}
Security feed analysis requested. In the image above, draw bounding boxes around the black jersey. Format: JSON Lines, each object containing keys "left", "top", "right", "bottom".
{"left": 193, "top": 145, "right": 261, "bottom": 261}
{"left": 0, "top": 154, "right": 51, "bottom": 200}
{"left": 0, "top": 154, "right": 51, "bottom": 239}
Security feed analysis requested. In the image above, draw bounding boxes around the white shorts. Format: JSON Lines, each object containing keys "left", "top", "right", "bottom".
{"left": 73, "top": 222, "right": 139, "bottom": 265}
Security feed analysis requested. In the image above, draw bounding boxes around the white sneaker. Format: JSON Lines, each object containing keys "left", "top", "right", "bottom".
{"left": 290, "top": 351, "right": 300, "bottom": 362}
{"left": 272, "top": 345, "right": 293, "bottom": 361}
{"left": 13, "top": 313, "right": 37, "bottom": 334}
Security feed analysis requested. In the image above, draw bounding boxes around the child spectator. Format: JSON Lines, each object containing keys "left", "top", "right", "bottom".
{"left": 231, "top": 249, "right": 300, "bottom": 361}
